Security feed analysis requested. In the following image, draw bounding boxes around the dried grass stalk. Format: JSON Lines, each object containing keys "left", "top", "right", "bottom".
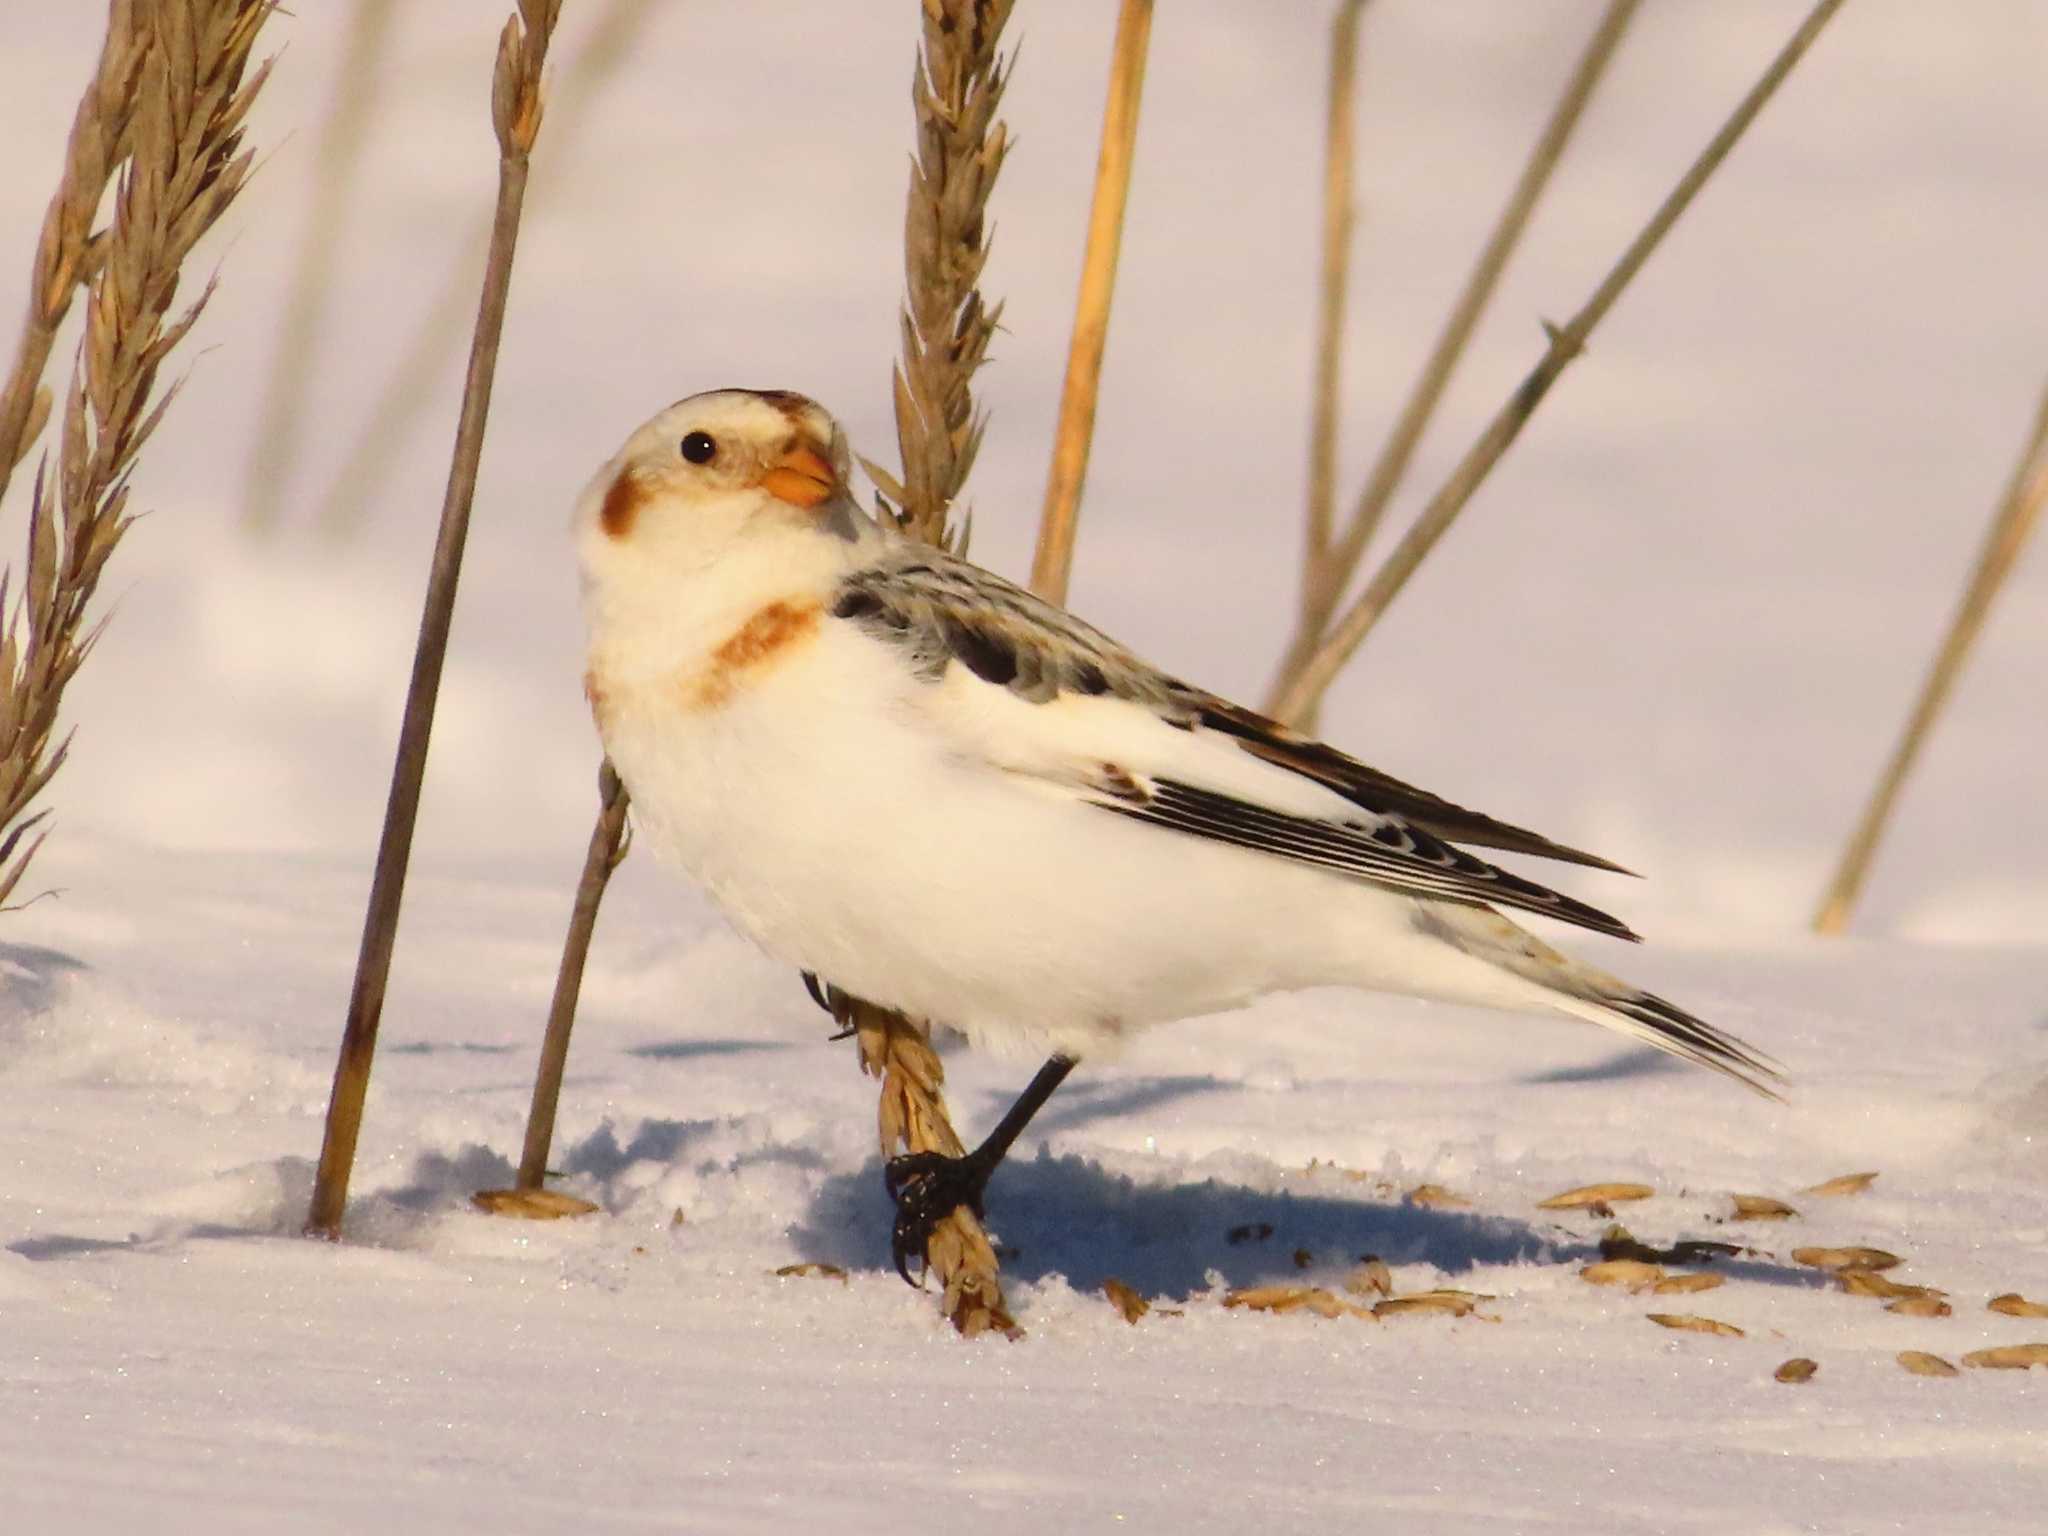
{"left": 0, "top": 0, "right": 275, "bottom": 909}
{"left": 513, "top": 759, "right": 630, "bottom": 1190}
{"left": 0, "top": 2, "right": 148, "bottom": 509}
{"left": 845, "top": 0, "right": 1022, "bottom": 1340}
{"left": 240, "top": 0, "right": 397, "bottom": 533}
{"left": 1268, "top": 0, "right": 1848, "bottom": 727}
{"left": 1027, "top": 0, "right": 1154, "bottom": 605}
{"left": 1269, "top": 0, "right": 1637, "bottom": 725}
{"left": 306, "top": 0, "right": 563, "bottom": 1238}
{"left": 1812, "top": 377, "right": 2048, "bottom": 933}
{"left": 1299, "top": 2, "right": 1369, "bottom": 612}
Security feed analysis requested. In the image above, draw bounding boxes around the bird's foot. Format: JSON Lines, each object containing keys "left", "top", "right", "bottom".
{"left": 883, "top": 1150, "right": 992, "bottom": 1286}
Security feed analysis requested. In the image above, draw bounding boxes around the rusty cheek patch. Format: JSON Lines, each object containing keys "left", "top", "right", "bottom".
{"left": 689, "top": 599, "right": 822, "bottom": 710}
{"left": 599, "top": 468, "right": 647, "bottom": 539}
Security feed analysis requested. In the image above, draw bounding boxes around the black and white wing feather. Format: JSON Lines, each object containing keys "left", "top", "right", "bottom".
{"left": 831, "top": 541, "right": 1640, "bottom": 940}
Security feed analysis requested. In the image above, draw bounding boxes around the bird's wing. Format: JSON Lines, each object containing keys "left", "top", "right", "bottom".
{"left": 830, "top": 547, "right": 1640, "bottom": 942}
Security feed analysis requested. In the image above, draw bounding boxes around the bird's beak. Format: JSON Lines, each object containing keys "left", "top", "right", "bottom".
{"left": 755, "top": 439, "right": 838, "bottom": 509}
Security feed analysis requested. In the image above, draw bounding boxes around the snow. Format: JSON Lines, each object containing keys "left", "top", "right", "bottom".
{"left": 4, "top": 3, "right": 2047, "bottom": 1532}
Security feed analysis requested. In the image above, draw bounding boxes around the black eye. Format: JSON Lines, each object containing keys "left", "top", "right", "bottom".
{"left": 680, "top": 431, "right": 717, "bottom": 465}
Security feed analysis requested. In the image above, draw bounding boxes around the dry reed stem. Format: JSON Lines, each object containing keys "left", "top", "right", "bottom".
{"left": 1299, "top": 2, "right": 1369, "bottom": 608}
{"left": 1269, "top": 0, "right": 1848, "bottom": 726}
{"left": 0, "top": 0, "right": 275, "bottom": 910}
{"left": 1812, "top": 378, "right": 2048, "bottom": 933}
{"left": 1028, "top": 0, "right": 1153, "bottom": 605}
{"left": 846, "top": 0, "right": 1022, "bottom": 1340}
{"left": 1268, "top": 0, "right": 1637, "bottom": 725}
{"left": 0, "top": 2, "right": 148, "bottom": 511}
{"left": 307, "top": 0, "right": 563, "bottom": 1238}
{"left": 240, "top": 0, "right": 398, "bottom": 534}
{"left": 515, "top": 760, "right": 631, "bottom": 1189}
{"left": 312, "top": 0, "right": 653, "bottom": 537}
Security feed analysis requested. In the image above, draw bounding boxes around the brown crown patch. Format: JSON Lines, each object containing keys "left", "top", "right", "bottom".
{"left": 600, "top": 467, "right": 648, "bottom": 539}
{"left": 689, "top": 599, "right": 822, "bottom": 710}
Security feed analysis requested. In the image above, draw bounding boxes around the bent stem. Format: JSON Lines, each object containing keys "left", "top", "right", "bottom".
{"left": 1269, "top": 0, "right": 1848, "bottom": 727}
{"left": 1812, "top": 380, "right": 2048, "bottom": 934}
{"left": 1269, "top": 0, "right": 1637, "bottom": 725}
{"left": 307, "top": 0, "right": 563, "bottom": 1238}
{"left": 516, "top": 762, "right": 631, "bottom": 1187}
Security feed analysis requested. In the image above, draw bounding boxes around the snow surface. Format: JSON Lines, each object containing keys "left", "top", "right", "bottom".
{"left": 4, "top": 3, "right": 2047, "bottom": 1532}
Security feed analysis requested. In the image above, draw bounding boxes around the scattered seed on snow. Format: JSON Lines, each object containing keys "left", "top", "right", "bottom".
{"left": 1897, "top": 1351, "right": 1959, "bottom": 1378}
{"left": 1538, "top": 1182, "right": 1655, "bottom": 1210}
{"left": 1102, "top": 1278, "right": 1149, "bottom": 1324}
{"left": 1988, "top": 1293, "right": 2048, "bottom": 1318}
{"left": 1580, "top": 1259, "right": 1665, "bottom": 1290}
{"left": 1793, "top": 1246, "right": 1902, "bottom": 1272}
{"left": 1774, "top": 1357, "right": 1818, "bottom": 1383}
{"left": 1406, "top": 1183, "right": 1471, "bottom": 1209}
{"left": 1647, "top": 1313, "right": 1745, "bottom": 1338}
{"left": 1885, "top": 1295, "right": 1951, "bottom": 1318}
{"left": 1962, "top": 1343, "right": 2048, "bottom": 1370}
{"left": 1801, "top": 1171, "right": 1880, "bottom": 1197}
{"left": 1728, "top": 1194, "right": 1798, "bottom": 1221}
{"left": 1652, "top": 1273, "right": 1725, "bottom": 1296}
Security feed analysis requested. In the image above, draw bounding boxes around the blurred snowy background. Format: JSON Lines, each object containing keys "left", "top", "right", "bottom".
{"left": 3, "top": 0, "right": 2043, "bottom": 941}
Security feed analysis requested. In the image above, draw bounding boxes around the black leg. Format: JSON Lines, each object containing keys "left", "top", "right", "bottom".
{"left": 885, "top": 1053, "right": 1076, "bottom": 1284}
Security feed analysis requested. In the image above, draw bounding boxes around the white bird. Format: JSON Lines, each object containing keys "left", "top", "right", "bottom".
{"left": 576, "top": 387, "right": 1779, "bottom": 1275}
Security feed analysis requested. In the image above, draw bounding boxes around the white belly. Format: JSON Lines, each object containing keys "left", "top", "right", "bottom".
{"left": 596, "top": 633, "right": 1387, "bottom": 1060}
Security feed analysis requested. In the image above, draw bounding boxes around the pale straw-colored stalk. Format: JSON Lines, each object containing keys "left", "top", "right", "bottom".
{"left": 1270, "top": 0, "right": 1637, "bottom": 726}
{"left": 0, "top": 0, "right": 274, "bottom": 908}
{"left": 1812, "top": 379, "right": 2048, "bottom": 934}
{"left": 1268, "top": 0, "right": 1848, "bottom": 727}
{"left": 307, "top": 0, "right": 563, "bottom": 1239}
{"left": 1027, "top": 0, "right": 1153, "bottom": 605}
{"left": 1298, "top": 2, "right": 1370, "bottom": 616}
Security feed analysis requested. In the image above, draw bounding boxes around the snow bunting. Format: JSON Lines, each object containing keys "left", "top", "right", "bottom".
{"left": 576, "top": 388, "right": 1779, "bottom": 1275}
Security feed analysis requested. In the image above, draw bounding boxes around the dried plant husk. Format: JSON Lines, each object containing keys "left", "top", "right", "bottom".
{"left": 1884, "top": 1295, "right": 1950, "bottom": 1319}
{"left": 1792, "top": 1246, "right": 1902, "bottom": 1273}
{"left": 1102, "top": 1278, "right": 1149, "bottom": 1324}
{"left": 1896, "top": 1350, "right": 1958, "bottom": 1378}
{"left": 1580, "top": 1259, "right": 1665, "bottom": 1290}
{"left": 1961, "top": 1343, "right": 2048, "bottom": 1370}
{"left": 1374, "top": 1289, "right": 1491, "bottom": 1320}
{"left": 1406, "top": 1183, "right": 1471, "bottom": 1209}
{"left": 1988, "top": 1292, "right": 2048, "bottom": 1318}
{"left": 1224, "top": 1285, "right": 1369, "bottom": 1320}
{"left": 1651, "top": 1272, "right": 1725, "bottom": 1296}
{"left": 1728, "top": 1194, "right": 1798, "bottom": 1221}
{"left": 469, "top": 1188, "right": 598, "bottom": 1220}
{"left": 1801, "top": 1171, "right": 1879, "bottom": 1197}
{"left": 1647, "top": 1313, "right": 1745, "bottom": 1338}
{"left": 1, "top": 1, "right": 276, "bottom": 905}
{"left": 1539, "top": 1181, "right": 1654, "bottom": 1210}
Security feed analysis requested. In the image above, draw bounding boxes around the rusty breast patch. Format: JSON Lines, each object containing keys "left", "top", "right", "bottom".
{"left": 599, "top": 467, "right": 649, "bottom": 539}
{"left": 687, "top": 599, "right": 823, "bottom": 711}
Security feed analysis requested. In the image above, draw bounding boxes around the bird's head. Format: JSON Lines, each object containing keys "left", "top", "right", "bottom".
{"left": 574, "top": 388, "right": 863, "bottom": 585}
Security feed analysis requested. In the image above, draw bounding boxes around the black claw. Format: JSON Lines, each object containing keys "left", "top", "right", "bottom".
{"left": 883, "top": 1151, "right": 991, "bottom": 1286}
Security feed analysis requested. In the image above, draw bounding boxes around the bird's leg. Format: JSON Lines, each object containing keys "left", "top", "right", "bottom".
{"left": 885, "top": 1053, "right": 1076, "bottom": 1284}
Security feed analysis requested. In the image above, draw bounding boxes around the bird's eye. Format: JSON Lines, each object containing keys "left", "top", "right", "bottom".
{"left": 680, "top": 431, "right": 717, "bottom": 465}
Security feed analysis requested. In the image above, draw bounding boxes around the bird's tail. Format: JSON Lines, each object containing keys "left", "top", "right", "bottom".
{"left": 1416, "top": 904, "right": 1784, "bottom": 1099}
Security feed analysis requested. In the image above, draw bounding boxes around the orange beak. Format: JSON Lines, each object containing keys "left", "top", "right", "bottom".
{"left": 755, "top": 440, "right": 838, "bottom": 509}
